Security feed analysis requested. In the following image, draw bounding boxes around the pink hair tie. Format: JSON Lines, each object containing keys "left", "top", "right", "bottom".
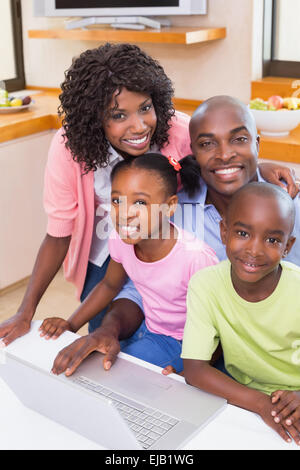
{"left": 167, "top": 155, "right": 182, "bottom": 172}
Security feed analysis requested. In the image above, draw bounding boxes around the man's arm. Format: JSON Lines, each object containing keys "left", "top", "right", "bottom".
{"left": 51, "top": 298, "right": 144, "bottom": 376}
{"left": 258, "top": 162, "right": 299, "bottom": 198}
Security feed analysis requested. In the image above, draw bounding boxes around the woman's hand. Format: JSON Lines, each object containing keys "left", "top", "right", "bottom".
{"left": 259, "top": 162, "right": 299, "bottom": 198}
{"left": 39, "top": 317, "right": 72, "bottom": 339}
{"left": 0, "top": 314, "right": 31, "bottom": 347}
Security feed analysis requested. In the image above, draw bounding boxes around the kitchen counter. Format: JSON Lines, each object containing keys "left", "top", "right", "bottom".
{"left": 0, "top": 90, "right": 61, "bottom": 144}
{"left": 259, "top": 126, "right": 300, "bottom": 164}
{"left": 1, "top": 89, "right": 300, "bottom": 163}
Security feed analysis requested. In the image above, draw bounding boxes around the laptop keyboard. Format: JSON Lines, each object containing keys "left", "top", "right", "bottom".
{"left": 72, "top": 375, "right": 180, "bottom": 449}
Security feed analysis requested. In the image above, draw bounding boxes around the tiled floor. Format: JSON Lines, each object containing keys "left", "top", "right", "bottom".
{"left": 0, "top": 269, "right": 88, "bottom": 336}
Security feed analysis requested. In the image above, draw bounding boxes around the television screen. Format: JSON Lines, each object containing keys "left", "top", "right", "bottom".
{"left": 56, "top": 1, "right": 180, "bottom": 7}
{"left": 35, "top": 0, "right": 207, "bottom": 18}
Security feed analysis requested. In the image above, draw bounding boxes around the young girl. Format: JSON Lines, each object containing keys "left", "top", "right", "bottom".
{"left": 0, "top": 43, "right": 296, "bottom": 348}
{"left": 39, "top": 153, "right": 218, "bottom": 374}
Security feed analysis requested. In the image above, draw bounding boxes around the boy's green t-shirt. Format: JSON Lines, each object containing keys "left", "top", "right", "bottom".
{"left": 181, "top": 260, "right": 300, "bottom": 395}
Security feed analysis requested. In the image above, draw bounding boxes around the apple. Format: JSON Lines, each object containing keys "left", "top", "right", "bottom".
{"left": 268, "top": 95, "right": 284, "bottom": 110}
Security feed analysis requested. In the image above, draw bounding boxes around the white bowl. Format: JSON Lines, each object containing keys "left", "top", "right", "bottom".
{"left": 0, "top": 102, "right": 34, "bottom": 113}
{"left": 249, "top": 108, "right": 300, "bottom": 137}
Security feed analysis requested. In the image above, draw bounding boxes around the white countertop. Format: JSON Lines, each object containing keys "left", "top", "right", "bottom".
{"left": 0, "top": 322, "right": 298, "bottom": 451}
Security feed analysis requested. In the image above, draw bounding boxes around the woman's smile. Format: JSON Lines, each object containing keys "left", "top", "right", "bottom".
{"left": 122, "top": 131, "right": 151, "bottom": 151}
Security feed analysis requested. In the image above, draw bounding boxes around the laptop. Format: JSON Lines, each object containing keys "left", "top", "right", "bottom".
{"left": 0, "top": 322, "right": 226, "bottom": 450}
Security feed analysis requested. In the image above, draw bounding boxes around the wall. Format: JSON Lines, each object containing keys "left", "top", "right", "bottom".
{"left": 0, "top": 131, "right": 55, "bottom": 289}
{"left": 0, "top": 0, "right": 16, "bottom": 80}
{"left": 251, "top": 0, "right": 264, "bottom": 81}
{"left": 275, "top": 0, "right": 300, "bottom": 61}
{"left": 21, "top": 0, "right": 261, "bottom": 103}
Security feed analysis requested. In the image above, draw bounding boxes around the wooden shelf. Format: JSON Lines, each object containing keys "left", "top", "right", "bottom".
{"left": 251, "top": 76, "right": 299, "bottom": 101}
{"left": 28, "top": 26, "right": 226, "bottom": 45}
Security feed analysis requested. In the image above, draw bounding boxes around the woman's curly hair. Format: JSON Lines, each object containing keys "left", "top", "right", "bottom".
{"left": 58, "top": 43, "right": 175, "bottom": 173}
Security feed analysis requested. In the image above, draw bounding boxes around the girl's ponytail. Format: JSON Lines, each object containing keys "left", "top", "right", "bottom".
{"left": 111, "top": 152, "right": 201, "bottom": 199}
{"left": 179, "top": 155, "right": 201, "bottom": 198}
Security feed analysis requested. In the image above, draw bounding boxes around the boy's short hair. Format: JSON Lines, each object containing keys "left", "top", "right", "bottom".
{"left": 227, "top": 182, "right": 296, "bottom": 233}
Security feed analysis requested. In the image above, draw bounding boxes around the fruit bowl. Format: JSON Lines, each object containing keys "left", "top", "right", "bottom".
{"left": 0, "top": 101, "right": 34, "bottom": 114}
{"left": 0, "top": 87, "right": 33, "bottom": 113}
{"left": 250, "top": 108, "right": 300, "bottom": 137}
{"left": 249, "top": 96, "right": 300, "bottom": 137}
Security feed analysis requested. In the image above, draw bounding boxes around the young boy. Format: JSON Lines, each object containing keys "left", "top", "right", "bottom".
{"left": 181, "top": 182, "right": 300, "bottom": 446}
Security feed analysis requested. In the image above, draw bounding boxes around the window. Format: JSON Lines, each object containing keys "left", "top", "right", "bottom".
{"left": 263, "top": 0, "right": 300, "bottom": 77}
{"left": 0, "top": 0, "right": 25, "bottom": 92}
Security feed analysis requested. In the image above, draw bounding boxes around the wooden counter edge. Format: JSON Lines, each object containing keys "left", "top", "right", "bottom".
{"left": 0, "top": 114, "right": 61, "bottom": 144}
{"left": 1, "top": 90, "right": 299, "bottom": 164}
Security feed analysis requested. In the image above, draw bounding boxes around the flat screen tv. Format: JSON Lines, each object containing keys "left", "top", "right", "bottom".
{"left": 35, "top": 1, "right": 208, "bottom": 17}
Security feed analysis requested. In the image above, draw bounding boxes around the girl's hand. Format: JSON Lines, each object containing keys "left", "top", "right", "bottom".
{"left": 162, "top": 365, "right": 177, "bottom": 375}
{"left": 162, "top": 365, "right": 184, "bottom": 376}
{"left": 39, "top": 317, "right": 72, "bottom": 340}
{"left": 271, "top": 390, "right": 300, "bottom": 436}
{"left": 258, "top": 162, "right": 299, "bottom": 199}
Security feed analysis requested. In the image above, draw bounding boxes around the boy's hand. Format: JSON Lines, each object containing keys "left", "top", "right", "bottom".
{"left": 271, "top": 390, "right": 300, "bottom": 435}
{"left": 257, "top": 393, "right": 300, "bottom": 445}
{"left": 39, "top": 318, "right": 72, "bottom": 340}
{"left": 51, "top": 329, "right": 120, "bottom": 376}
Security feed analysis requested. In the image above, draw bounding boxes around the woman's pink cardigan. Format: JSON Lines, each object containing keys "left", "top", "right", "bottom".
{"left": 43, "top": 111, "right": 191, "bottom": 299}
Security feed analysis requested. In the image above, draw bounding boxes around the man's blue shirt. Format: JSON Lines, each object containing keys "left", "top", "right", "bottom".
{"left": 174, "top": 172, "right": 300, "bottom": 266}
{"left": 174, "top": 177, "right": 225, "bottom": 261}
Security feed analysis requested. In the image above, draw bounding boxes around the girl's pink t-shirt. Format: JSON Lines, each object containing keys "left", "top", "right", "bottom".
{"left": 108, "top": 227, "right": 218, "bottom": 340}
